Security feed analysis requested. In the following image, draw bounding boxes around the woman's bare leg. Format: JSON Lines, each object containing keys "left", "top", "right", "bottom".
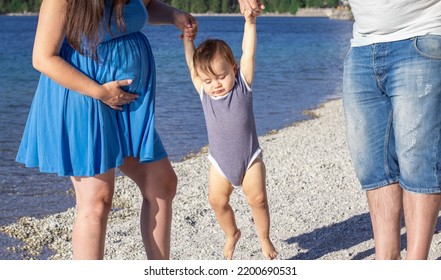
{"left": 119, "top": 157, "right": 177, "bottom": 260}
{"left": 70, "top": 170, "right": 115, "bottom": 259}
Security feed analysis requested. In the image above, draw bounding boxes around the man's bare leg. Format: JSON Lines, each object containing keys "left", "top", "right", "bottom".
{"left": 403, "top": 191, "right": 441, "bottom": 259}
{"left": 366, "top": 183, "right": 403, "bottom": 259}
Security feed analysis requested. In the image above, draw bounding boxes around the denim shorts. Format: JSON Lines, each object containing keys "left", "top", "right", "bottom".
{"left": 343, "top": 34, "right": 441, "bottom": 194}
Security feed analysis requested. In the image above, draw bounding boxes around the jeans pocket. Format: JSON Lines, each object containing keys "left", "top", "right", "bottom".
{"left": 413, "top": 34, "right": 441, "bottom": 60}
{"left": 343, "top": 47, "right": 354, "bottom": 68}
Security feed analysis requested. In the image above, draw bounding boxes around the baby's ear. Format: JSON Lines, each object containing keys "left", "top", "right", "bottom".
{"left": 233, "top": 61, "right": 238, "bottom": 74}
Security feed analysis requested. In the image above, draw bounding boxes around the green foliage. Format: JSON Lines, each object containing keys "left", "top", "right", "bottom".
{"left": 304, "top": 0, "right": 339, "bottom": 7}
{"left": 0, "top": 0, "right": 340, "bottom": 14}
{"left": 191, "top": 0, "right": 207, "bottom": 13}
{"left": 0, "top": 0, "right": 41, "bottom": 13}
{"left": 264, "top": 0, "right": 303, "bottom": 14}
{"left": 170, "top": 0, "right": 189, "bottom": 10}
{"left": 208, "top": 0, "right": 221, "bottom": 13}
{"left": 221, "top": 0, "right": 231, "bottom": 13}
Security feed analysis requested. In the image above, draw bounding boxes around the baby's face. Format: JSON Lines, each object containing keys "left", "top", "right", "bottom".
{"left": 198, "top": 56, "right": 237, "bottom": 97}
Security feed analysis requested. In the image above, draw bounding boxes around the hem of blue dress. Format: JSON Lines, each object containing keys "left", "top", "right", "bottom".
{"left": 16, "top": 152, "right": 168, "bottom": 177}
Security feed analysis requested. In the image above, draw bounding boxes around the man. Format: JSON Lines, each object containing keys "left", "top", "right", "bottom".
{"left": 343, "top": 0, "right": 441, "bottom": 259}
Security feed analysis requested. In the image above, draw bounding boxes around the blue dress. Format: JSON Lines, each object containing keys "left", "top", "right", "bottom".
{"left": 16, "top": 0, "right": 167, "bottom": 176}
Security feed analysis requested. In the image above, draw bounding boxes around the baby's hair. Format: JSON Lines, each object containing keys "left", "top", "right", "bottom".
{"left": 193, "top": 39, "right": 236, "bottom": 76}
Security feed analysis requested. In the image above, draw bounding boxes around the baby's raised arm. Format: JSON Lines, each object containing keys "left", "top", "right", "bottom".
{"left": 182, "top": 24, "right": 202, "bottom": 93}
{"left": 240, "top": 11, "right": 257, "bottom": 87}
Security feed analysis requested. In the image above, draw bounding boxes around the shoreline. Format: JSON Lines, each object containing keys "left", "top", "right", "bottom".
{"left": 3, "top": 8, "right": 353, "bottom": 20}
{"left": 1, "top": 98, "right": 440, "bottom": 260}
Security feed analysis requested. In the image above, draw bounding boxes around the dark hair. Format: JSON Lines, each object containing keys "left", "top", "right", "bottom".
{"left": 66, "top": 0, "right": 129, "bottom": 57}
{"left": 193, "top": 39, "right": 236, "bottom": 76}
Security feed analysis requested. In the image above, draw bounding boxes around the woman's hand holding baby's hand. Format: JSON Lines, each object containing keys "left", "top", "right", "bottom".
{"left": 180, "top": 19, "right": 198, "bottom": 41}
{"left": 175, "top": 11, "right": 198, "bottom": 41}
{"left": 184, "top": 23, "right": 198, "bottom": 40}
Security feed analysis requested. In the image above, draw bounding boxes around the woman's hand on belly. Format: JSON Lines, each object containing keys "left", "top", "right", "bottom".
{"left": 97, "top": 79, "right": 139, "bottom": 110}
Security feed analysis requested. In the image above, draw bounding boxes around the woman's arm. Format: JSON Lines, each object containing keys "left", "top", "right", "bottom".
{"left": 144, "top": 0, "right": 197, "bottom": 35}
{"left": 143, "top": 0, "right": 176, "bottom": 25}
{"left": 32, "top": 0, "right": 137, "bottom": 110}
{"left": 145, "top": 0, "right": 199, "bottom": 91}
{"left": 240, "top": 11, "right": 257, "bottom": 87}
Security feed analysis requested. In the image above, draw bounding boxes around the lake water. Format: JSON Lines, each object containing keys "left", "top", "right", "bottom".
{"left": 0, "top": 15, "right": 353, "bottom": 259}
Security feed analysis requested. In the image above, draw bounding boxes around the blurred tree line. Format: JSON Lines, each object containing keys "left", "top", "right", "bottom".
{"left": 0, "top": 0, "right": 340, "bottom": 14}
{"left": 0, "top": 0, "right": 41, "bottom": 13}
{"left": 169, "top": 0, "right": 340, "bottom": 14}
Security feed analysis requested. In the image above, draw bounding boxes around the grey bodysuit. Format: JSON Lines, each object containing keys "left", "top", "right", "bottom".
{"left": 200, "top": 70, "right": 261, "bottom": 187}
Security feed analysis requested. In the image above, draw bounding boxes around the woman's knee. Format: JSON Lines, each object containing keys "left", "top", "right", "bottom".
{"left": 142, "top": 169, "right": 178, "bottom": 202}
{"left": 72, "top": 176, "right": 115, "bottom": 220}
{"left": 162, "top": 170, "right": 178, "bottom": 199}
{"left": 76, "top": 195, "right": 113, "bottom": 221}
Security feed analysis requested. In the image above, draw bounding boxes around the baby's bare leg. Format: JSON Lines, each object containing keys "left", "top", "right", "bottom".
{"left": 208, "top": 165, "right": 241, "bottom": 259}
{"left": 242, "top": 158, "right": 277, "bottom": 260}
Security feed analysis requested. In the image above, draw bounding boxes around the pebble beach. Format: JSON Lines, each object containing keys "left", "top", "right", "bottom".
{"left": 1, "top": 99, "right": 440, "bottom": 260}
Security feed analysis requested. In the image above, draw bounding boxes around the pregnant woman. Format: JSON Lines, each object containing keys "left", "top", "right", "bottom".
{"left": 16, "top": 0, "right": 197, "bottom": 259}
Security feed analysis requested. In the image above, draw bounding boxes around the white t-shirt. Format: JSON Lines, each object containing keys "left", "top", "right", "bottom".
{"left": 349, "top": 0, "right": 441, "bottom": 46}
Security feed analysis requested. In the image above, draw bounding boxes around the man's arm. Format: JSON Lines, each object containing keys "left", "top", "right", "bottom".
{"left": 240, "top": 11, "right": 257, "bottom": 87}
{"left": 237, "top": 0, "right": 265, "bottom": 16}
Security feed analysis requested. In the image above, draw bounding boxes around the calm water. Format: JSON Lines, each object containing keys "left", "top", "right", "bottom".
{"left": 0, "top": 15, "right": 353, "bottom": 259}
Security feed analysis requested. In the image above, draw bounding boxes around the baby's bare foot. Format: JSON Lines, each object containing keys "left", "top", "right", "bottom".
{"left": 261, "top": 238, "right": 277, "bottom": 260}
{"left": 224, "top": 230, "right": 241, "bottom": 260}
